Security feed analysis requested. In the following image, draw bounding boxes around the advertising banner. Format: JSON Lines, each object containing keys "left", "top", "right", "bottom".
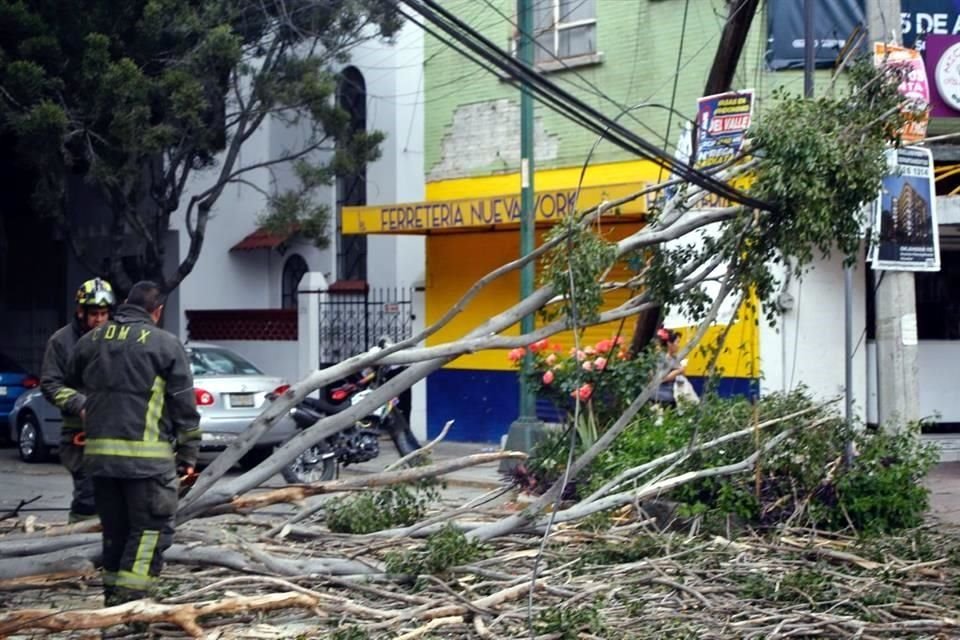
{"left": 874, "top": 42, "right": 931, "bottom": 143}
{"left": 766, "top": 0, "right": 865, "bottom": 70}
{"left": 902, "top": 0, "right": 960, "bottom": 49}
{"left": 925, "top": 34, "right": 960, "bottom": 116}
{"left": 869, "top": 146, "right": 941, "bottom": 272}
{"left": 693, "top": 90, "right": 754, "bottom": 170}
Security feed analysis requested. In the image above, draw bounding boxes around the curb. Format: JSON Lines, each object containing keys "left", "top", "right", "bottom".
{"left": 339, "top": 465, "right": 507, "bottom": 491}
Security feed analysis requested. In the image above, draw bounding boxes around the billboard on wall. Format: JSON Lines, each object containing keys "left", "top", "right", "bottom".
{"left": 766, "top": 1, "right": 960, "bottom": 69}
{"left": 869, "top": 146, "right": 941, "bottom": 272}
{"left": 766, "top": 0, "right": 865, "bottom": 70}
{"left": 874, "top": 42, "right": 931, "bottom": 143}
{"left": 693, "top": 90, "right": 754, "bottom": 170}
{"left": 902, "top": 1, "right": 960, "bottom": 50}
{"left": 926, "top": 34, "right": 960, "bottom": 116}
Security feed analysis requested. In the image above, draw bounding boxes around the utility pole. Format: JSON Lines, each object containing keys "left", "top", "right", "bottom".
{"left": 870, "top": 0, "right": 919, "bottom": 432}
{"left": 704, "top": 0, "right": 761, "bottom": 96}
{"left": 501, "top": 0, "right": 545, "bottom": 468}
{"left": 801, "top": 0, "right": 856, "bottom": 447}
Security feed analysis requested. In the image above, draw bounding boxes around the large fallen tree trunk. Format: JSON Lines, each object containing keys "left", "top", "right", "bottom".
{"left": 0, "top": 592, "right": 326, "bottom": 637}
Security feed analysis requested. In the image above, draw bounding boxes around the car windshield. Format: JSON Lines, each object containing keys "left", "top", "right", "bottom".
{"left": 188, "top": 347, "right": 262, "bottom": 377}
{"left": 0, "top": 353, "right": 25, "bottom": 373}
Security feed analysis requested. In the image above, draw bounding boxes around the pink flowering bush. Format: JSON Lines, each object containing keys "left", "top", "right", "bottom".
{"left": 509, "top": 336, "right": 656, "bottom": 428}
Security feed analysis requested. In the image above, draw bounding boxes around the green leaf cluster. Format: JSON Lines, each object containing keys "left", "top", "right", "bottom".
{"left": 0, "top": 0, "right": 399, "bottom": 288}
{"left": 539, "top": 217, "right": 617, "bottom": 325}
{"left": 325, "top": 481, "right": 440, "bottom": 534}
{"left": 384, "top": 523, "right": 489, "bottom": 576}
{"left": 528, "top": 388, "right": 938, "bottom": 535}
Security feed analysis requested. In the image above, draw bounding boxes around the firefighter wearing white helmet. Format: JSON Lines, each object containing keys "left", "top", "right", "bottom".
{"left": 39, "top": 277, "right": 116, "bottom": 522}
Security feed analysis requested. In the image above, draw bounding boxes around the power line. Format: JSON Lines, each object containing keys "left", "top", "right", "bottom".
{"left": 476, "top": 0, "right": 690, "bottom": 153}
{"left": 399, "top": 0, "right": 774, "bottom": 211}
{"left": 661, "top": 0, "right": 693, "bottom": 184}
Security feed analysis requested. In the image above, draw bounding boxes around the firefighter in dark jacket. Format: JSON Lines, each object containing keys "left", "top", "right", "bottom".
{"left": 40, "top": 278, "right": 115, "bottom": 523}
{"left": 67, "top": 281, "right": 201, "bottom": 605}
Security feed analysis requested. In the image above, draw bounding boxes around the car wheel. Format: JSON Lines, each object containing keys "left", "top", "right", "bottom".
{"left": 18, "top": 413, "right": 47, "bottom": 463}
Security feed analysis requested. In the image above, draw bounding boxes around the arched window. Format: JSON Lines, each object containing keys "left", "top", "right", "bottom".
{"left": 281, "top": 254, "right": 309, "bottom": 309}
{"left": 336, "top": 66, "right": 368, "bottom": 281}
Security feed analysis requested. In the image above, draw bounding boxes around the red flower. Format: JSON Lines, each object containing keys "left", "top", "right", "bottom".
{"left": 529, "top": 339, "right": 549, "bottom": 353}
{"left": 571, "top": 383, "right": 593, "bottom": 402}
{"left": 595, "top": 339, "right": 614, "bottom": 354}
{"left": 507, "top": 347, "right": 526, "bottom": 363}
{"left": 542, "top": 370, "right": 555, "bottom": 385}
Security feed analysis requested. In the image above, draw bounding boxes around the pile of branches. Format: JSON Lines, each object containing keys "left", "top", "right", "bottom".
{"left": 2, "top": 515, "right": 960, "bottom": 639}
{"left": 0, "top": 405, "right": 958, "bottom": 639}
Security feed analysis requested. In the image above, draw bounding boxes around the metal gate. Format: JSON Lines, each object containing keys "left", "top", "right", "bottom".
{"left": 318, "top": 287, "right": 415, "bottom": 364}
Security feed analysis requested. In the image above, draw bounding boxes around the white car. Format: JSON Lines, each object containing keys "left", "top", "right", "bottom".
{"left": 8, "top": 342, "right": 295, "bottom": 466}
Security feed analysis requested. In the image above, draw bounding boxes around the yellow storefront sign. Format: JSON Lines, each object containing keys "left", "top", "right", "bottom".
{"left": 342, "top": 182, "right": 650, "bottom": 235}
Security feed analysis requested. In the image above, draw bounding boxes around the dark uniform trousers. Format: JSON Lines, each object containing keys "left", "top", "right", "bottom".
{"left": 59, "top": 436, "right": 97, "bottom": 520}
{"left": 93, "top": 473, "right": 178, "bottom": 604}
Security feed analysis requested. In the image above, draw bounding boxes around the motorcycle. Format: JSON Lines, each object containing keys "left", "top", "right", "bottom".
{"left": 276, "top": 343, "right": 421, "bottom": 484}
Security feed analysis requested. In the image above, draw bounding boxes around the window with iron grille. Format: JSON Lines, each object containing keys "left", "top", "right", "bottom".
{"left": 336, "top": 66, "right": 368, "bottom": 282}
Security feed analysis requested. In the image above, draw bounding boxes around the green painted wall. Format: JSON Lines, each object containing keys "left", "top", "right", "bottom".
{"left": 423, "top": 0, "right": 838, "bottom": 181}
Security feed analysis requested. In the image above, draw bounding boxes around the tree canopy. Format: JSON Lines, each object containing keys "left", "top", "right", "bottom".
{"left": 0, "top": 0, "right": 400, "bottom": 292}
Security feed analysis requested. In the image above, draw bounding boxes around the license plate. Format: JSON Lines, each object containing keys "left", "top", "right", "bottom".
{"left": 0, "top": 386, "right": 6, "bottom": 396}
{"left": 230, "top": 393, "right": 255, "bottom": 408}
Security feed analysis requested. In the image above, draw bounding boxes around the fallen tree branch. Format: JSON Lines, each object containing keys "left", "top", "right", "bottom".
{"left": 166, "top": 544, "right": 381, "bottom": 576}
{"left": 581, "top": 401, "right": 841, "bottom": 503}
{"left": 386, "top": 419, "right": 455, "bottom": 472}
{"left": 221, "top": 451, "right": 523, "bottom": 515}
{"left": 0, "top": 543, "right": 100, "bottom": 581}
{"left": 0, "top": 591, "right": 324, "bottom": 637}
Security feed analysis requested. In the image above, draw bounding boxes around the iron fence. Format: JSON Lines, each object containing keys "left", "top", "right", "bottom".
{"left": 318, "top": 287, "right": 415, "bottom": 364}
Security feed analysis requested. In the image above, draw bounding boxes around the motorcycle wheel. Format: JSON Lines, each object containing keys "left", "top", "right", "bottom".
{"left": 281, "top": 443, "right": 337, "bottom": 484}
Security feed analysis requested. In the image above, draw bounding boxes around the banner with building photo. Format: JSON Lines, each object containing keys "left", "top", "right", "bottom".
{"left": 693, "top": 90, "right": 754, "bottom": 170}
{"left": 869, "top": 146, "right": 941, "bottom": 271}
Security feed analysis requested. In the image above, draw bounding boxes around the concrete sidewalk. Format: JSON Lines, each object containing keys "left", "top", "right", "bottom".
{"left": 926, "top": 462, "right": 960, "bottom": 525}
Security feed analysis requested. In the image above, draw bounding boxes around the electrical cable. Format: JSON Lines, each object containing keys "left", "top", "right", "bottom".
{"left": 663, "top": 0, "right": 692, "bottom": 167}
{"left": 476, "top": 0, "right": 687, "bottom": 151}
{"left": 398, "top": 0, "right": 774, "bottom": 211}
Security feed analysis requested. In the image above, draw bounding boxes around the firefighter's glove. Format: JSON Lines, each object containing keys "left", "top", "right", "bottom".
{"left": 177, "top": 463, "right": 198, "bottom": 488}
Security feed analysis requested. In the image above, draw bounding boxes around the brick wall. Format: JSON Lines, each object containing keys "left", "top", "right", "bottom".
{"left": 186, "top": 309, "right": 297, "bottom": 341}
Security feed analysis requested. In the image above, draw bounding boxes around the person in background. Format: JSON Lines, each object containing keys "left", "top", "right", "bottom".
{"left": 40, "top": 278, "right": 115, "bottom": 523}
{"left": 653, "top": 326, "right": 686, "bottom": 406}
{"left": 67, "top": 280, "right": 201, "bottom": 606}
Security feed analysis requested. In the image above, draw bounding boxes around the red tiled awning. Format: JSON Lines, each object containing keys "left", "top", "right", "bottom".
{"left": 230, "top": 227, "right": 294, "bottom": 252}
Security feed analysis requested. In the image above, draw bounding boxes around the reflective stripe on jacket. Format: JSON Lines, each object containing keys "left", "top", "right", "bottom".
{"left": 40, "top": 318, "right": 87, "bottom": 433}
{"left": 67, "top": 304, "right": 201, "bottom": 478}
